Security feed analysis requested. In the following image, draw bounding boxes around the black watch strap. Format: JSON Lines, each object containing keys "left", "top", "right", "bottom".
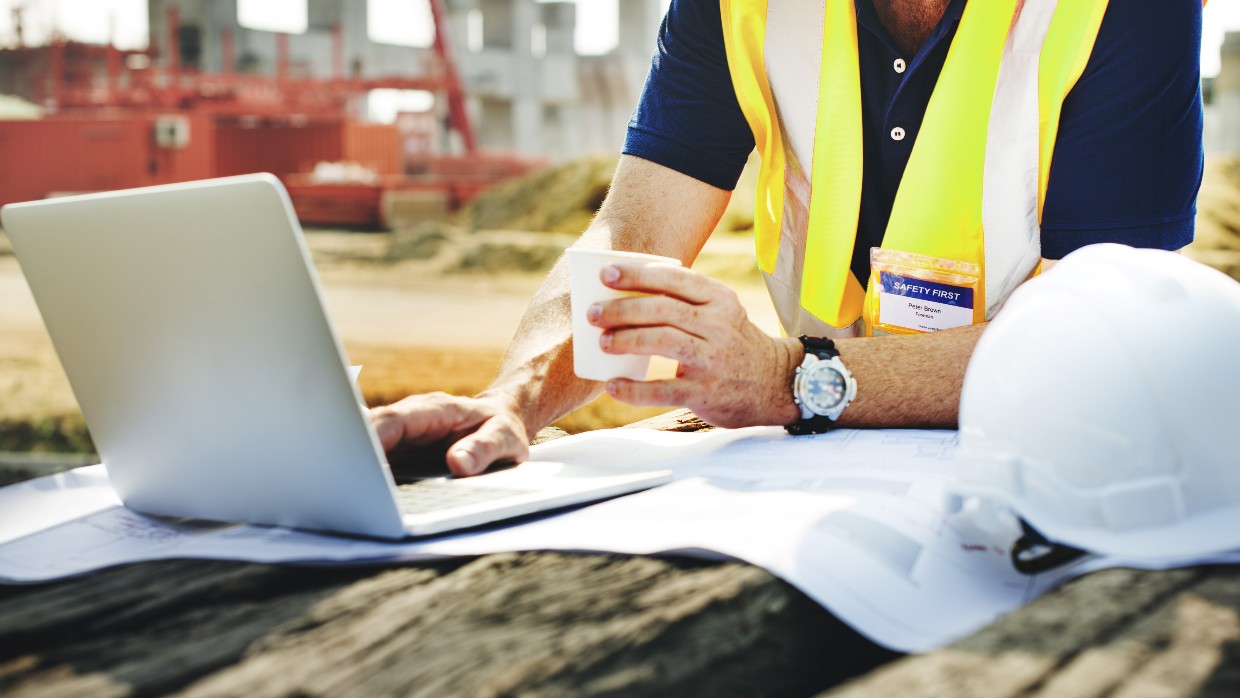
{"left": 800, "top": 335, "right": 839, "bottom": 360}
{"left": 786, "top": 336, "right": 842, "bottom": 436}
{"left": 786, "top": 414, "right": 836, "bottom": 436}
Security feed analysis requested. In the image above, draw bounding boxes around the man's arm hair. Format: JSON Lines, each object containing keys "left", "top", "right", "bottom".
{"left": 833, "top": 323, "right": 984, "bottom": 429}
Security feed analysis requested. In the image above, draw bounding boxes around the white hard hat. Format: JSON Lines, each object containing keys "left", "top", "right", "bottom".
{"left": 956, "top": 243, "right": 1240, "bottom": 560}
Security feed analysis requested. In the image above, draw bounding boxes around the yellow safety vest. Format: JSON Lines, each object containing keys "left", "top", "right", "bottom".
{"left": 720, "top": 0, "right": 1116, "bottom": 336}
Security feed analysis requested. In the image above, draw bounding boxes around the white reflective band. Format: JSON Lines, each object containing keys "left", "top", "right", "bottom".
{"left": 761, "top": 0, "right": 863, "bottom": 338}
{"left": 981, "top": 0, "right": 1059, "bottom": 317}
{"left": 764, "top": 0, "right": 824, "bottom": 183}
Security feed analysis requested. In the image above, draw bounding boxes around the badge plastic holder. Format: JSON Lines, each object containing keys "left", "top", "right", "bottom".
{"left": 867, "top": 248, "right": 981, "bottom": 336}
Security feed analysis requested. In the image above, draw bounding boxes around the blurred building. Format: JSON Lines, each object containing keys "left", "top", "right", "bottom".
{"left": 143, "top": 0, "right": 663, "bottom": 160}
{"left": 1207, "top": 31, "right": 1240, "bottom": 154}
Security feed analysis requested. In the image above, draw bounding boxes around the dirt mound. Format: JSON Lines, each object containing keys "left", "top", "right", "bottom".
{"left": 386, "top": 223, "right": 577, "bottom": 274}
{"left": 456, "top": 156, "right": 617, "bottom": 234}
{"left": 451, "top": 236, "right": 568, "bottom": 274}
{"left": 391, "top": 157, "right": 621, "bottom": 272}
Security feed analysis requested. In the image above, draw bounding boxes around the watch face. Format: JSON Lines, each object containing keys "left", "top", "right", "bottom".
{"left": 803, "top": 363, "right": 847, "bottom": 415}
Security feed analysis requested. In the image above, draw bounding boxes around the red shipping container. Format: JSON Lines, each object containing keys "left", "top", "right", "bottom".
{"left": 0, "top": 114, "right": 214, "bottom": 208}
{"left": 343, "top": 122, "right": 400, "bottom": 176}
{"left": 0, "top": 119, "right": 147, "bottom": 206}
{"left": 214, "top": 119, "right": 400, "bottom": 180}
{"left": 214, "top": 121, "right": 345, "bottom": 179}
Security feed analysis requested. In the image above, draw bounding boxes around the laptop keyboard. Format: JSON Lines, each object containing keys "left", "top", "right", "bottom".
{"left": 395, "top": 479, "right": 538, "bottom": 515}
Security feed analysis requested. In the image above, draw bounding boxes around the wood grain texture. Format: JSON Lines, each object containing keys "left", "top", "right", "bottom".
{"left": 821, "top": 567, "right": 1240, "bottom": 698}
{"left": 0, "top": 553, "right": 894, "bottom": 698}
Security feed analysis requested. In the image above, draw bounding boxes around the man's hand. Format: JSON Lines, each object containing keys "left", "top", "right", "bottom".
{"left": 589, "top": 262, "right": 803, "bottom": 428}
{"left": 370, "top": 392, "right": 529, "bottom": 477}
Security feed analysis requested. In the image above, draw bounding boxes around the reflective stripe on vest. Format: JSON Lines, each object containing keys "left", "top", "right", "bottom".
{"left": 719, "top": 0, "right": 1110, "bottom": 336}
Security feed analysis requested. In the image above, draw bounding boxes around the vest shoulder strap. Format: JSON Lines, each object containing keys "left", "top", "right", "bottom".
{"left": 719, "top": 0, "right": 784, "bottom": 275}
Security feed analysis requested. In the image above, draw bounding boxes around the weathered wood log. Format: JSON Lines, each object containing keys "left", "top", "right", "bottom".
{"left": 0, "top": 553, "right": 894, "bottom": 697}
{"left": 821, "top": 566, "right": 1240, "bottom": 698}
{"left": 622, "top": 408, "right": 711, "bottom": 433}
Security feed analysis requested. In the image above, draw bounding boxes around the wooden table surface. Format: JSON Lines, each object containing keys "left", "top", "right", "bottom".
{"left": 1, "top": 411, "right": 1237, "bottom": 697}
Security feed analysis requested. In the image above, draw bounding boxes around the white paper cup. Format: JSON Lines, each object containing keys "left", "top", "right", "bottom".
{"left": 567, "top": 248, "right": 682, "bottom": 382}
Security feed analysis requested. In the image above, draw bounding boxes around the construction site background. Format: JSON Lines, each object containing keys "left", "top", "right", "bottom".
{"left": 2, "top": 153, "right": 1239, "bottom": 457}
{"left": 0, "top": 8, "right": 1237, "bottom": 456}
{"left": 0, "top": 0, "right": 668, "bottom": 225}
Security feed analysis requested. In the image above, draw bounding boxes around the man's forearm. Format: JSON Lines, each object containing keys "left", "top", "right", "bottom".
{"left": 478, "top": 254, "right": 599, "bottom": 437}
{"left": 833, "top": 323, "right": 986, "bottom": 429}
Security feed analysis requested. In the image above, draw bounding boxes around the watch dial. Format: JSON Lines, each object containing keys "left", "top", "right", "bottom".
{"left": 805, "top": 365, "right": 847, "bottom": 414}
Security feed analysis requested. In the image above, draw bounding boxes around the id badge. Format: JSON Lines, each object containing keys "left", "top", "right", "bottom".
{"left": 867, "top": 249, "right": 980, "bottom": 335}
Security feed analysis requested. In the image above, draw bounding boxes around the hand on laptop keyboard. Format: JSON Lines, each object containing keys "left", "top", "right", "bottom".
{"left": 386, "top": 443, "right": 520, "bottom": 484}
{"left": 370, "top": 392, "right": 529, "bottom": 477}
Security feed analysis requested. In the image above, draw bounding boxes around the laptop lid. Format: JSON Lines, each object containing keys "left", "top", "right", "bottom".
{"left": 1, "top": 175, "right": 409, "bottom": 539}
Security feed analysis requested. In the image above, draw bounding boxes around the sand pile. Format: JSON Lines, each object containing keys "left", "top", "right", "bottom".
{"left": 456, "top": 153, "right": 760, "bottom": 238}
{"left": 456, "top": 156, "right": 617, "bottom": 235}
{"left": 385, "top": 156, "right": 619, "bottom": 274}
{"left": 1188, "top": 156, "right": 1240, "bottom": 281}
{"left": 435, "top": 154, "right": 761, "bottom": 278}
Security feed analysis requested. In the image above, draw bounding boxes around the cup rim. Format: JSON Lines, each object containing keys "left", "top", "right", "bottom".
{"left": 565, "top": 247, "right": 682, "bottom": 266}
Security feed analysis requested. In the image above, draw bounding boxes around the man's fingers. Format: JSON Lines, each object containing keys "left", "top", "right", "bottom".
{"left": 372, "top": 393, "right": 531, "bottom": 476}
{"left": 446, "top": 413, "right": 530, "bottom": 476}
{"left": 606, "top": 377, "right": 694, "bottom": 407}
{"left": 602, "top": 262, "right": 720, "bottom": 305}
{"left": 590, "top": 295, "right": 705, "bottom": 336}
{"left": 371, "top": 406, "right": 406, "bottom": 450}
{"left": 369, "top": 392, "right": 489, "bottom": 450}
{"left": 602, "top": 325, "right": 710, "bottom": 366}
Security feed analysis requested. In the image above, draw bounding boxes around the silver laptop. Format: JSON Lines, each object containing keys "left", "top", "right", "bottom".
{"left": 0, "top": 174, "right": 671, "bottom": 540}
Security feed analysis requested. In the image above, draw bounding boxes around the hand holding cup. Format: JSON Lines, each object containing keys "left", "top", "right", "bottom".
{"left": 567, "top": 248, "right": 682, "bottom": 382}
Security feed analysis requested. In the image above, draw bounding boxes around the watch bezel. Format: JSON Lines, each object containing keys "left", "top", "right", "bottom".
{"left": 787, "top": 336, "right": 857, "bottom": 434}
{"left": 796, "top": 358, "right": 851, "bottom": 417}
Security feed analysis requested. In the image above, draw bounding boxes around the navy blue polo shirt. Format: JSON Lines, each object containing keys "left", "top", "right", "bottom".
{"left": 623, "top": 0, "right": 1203, "bottom": 283}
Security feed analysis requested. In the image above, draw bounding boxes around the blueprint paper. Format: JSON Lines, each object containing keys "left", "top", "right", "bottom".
{"left": 1, "top": 427, "right": 1232, "bottom": 652}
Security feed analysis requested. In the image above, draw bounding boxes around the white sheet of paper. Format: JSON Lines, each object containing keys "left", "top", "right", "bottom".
{"left": 1, "top": 427, "right": 1235, "bottom": 652}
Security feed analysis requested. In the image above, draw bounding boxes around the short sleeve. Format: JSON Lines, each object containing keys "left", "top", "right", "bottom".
{"left": 1040, "top": 0, "right": 1204, "bottom": 259}
{"left": 622, "top": 0, "right": 756, "bottom": 190}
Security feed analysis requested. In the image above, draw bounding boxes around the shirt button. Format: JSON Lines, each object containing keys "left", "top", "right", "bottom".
{"left": 891, "top": 127, "right": 906, "bottom": 141}
{"left": 894, "top": 58, "right": 907, "bottom": 73}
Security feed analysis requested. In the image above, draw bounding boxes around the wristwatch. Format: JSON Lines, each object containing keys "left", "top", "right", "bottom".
{"left": 786, "top": 336, "right": 857, "bottom": 435}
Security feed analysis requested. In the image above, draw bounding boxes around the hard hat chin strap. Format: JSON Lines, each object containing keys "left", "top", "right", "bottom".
{"left": 1011, "top": 519, "right": 1088, "bottom": 575}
